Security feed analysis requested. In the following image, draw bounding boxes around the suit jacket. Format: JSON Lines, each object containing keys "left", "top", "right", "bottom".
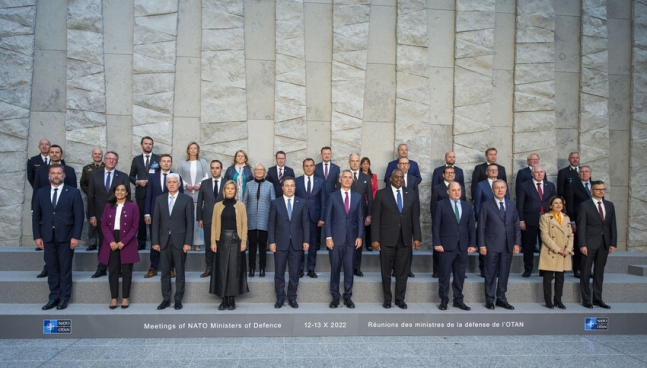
{"left": 431, "top": 165, "right": 465, "bottom": 188}
{"left": 338, "top": 171, "right": 373, "bottom": 219}
{"left": 371, "top": 185, "right": 421, "bottom": 246}
{"left": 325, "top": 190, "right": 364, "bottom": 246}
{"left": 384, "top": 159, "right": 422, "bottom": 184}
{"left": 268, "top": 196, "right": 310, "bottom": 251}
{"left": 32, "top": 185, "right": 84, "bottom": 243}
{"left": 98, "top": 201, "right": 140, "bottom": 265}
{"left": 196, "top": 177, "right": 224, "bottom": 225}
{"left": 557, "top": 165, "right": 579, "bottom": 197}
{"left": 565, "top": 179, "right": 591, "bottom": 220}
{"left": 516, "top": 180, "right": 556, "bottom": 225}
{"left": 314, "top": 161, "right": 341, "bottom": 194}
{"left": 514, "top": 167, "right": 550, "bottom": 198}
{"left": 430, "top": 182, "right": 466, "bottom": 218}
{"left": 473, "top": 179, "right": 510, "bottom": 218}
{"left": 144, "top": 171, "right": 184, "bottom": 217}
{"left": 86, "top": 169, "right": 131, "bottom": 220}
{"left": 266, "top": 165, "right": 295, "bottom": 197}
{"left": 295, "top": 175, "right": 326, "bottom": 224}
{"left": 151, "top": 192, "right": 194, "bottom": 249}
{"left": 32, "top": 164, "right": 77, "bottom": 210}
{"left": 432, "top": 198, "right": 476, "bottom": 252}
{"left": 577, "top": 199, "right": 617, "bottom": 250}
{"left": 243, "top": 179, "right": 276, "bottom": 230}
{"left": 129, "top": 153, "right": 161, "bottom": 200}
{"left": 477, "top": 198, "right": 521, "bottom": 253}
{"left": 471, "top": 162, "right": 507, "bottom": 200}
{"left": 28, "top": 156, "right": 67, "bottom": 187}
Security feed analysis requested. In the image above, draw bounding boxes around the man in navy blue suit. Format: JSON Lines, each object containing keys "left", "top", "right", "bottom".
{"left": 517, "top": 164, "right": 556, "bottom": 277}
{"left": 478, "top": 180, "right": 521, "bottom": 310}
{"left": 144, "top": 154, "right": 183, "bottom": 278}
{"left": 343, "top": 153, "right": 373, "bottom": 277}
{"left": 266, "top": 151, "right": 295, "bottom": 197}
{"left": 314, "top": 146, "right": 340, "bottom": 254}
{"left": 383, "top": 143, "right": 422, "bottom": 184}
{"left": 295, "top": 158, "right": 326, "bottom": 278}
{"left": 431, "top": 151, "right": 465, "bottom": 188}
{"left": 433, "top": 182, "right": 476, "bottom": 311}
{"left": 32, "top": 145, "right": 77, "bottom": 207}
{"left": 32, "top": 164, "right": 85, "bottom": 310}
{"left": 268, "top": 177, "right": 310, "bottom": 309}
{"left": 325, "top": 170, "right": 364, "bottom": 309}
{"left": 514, "top": 153, "right": 540, "bottom": 197}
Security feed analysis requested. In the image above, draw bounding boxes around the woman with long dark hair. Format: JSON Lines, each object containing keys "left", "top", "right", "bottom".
{"left": 360, "top": 157, "right": 377, "bottom": 251}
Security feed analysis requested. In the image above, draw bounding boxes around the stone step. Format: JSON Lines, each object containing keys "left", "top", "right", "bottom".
{"left": 628, "top": 265, "right": 647, "bottom": 277}
{"left": 2, "top": 270, "right": 646, "bottom": 305}
{"left": 2, "top": 246, "right": 646, "bottom": 274}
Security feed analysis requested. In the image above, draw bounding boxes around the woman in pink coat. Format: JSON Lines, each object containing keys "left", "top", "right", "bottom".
{"left": 100, "top": 184, "right": 140, "bottom": 309}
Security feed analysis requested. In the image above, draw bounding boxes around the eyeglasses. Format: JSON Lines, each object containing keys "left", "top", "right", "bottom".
{"left": 592, "top": 188, "right": 607, "bottom": 191}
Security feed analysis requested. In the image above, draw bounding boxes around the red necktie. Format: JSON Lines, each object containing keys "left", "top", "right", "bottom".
{"left": 597, "top": 201, "right": 604, "bottom": 222}
{"left": 537, "top": 183, "right": 544, "bottom": 214}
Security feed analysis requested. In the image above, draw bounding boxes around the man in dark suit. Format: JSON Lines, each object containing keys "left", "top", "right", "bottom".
{"left": 478, "top": 180, "right": 521, "bottom": 310}
{"left": 557, "top": 151, "right": 580, "bottom": 197}
{"left": 129, "top": 136, "right": 160, "bottom": 250}
{"left": 86, "top": 151, "right": 131, "bottom": 277}
{"left": 342, "top": 153, "right": 373, "bottom": 277}
{"left": 325, "top": 170, "right": 364, "bottom": 308}
{"left": 372, "top": 169, "right": 421, "bottom": 309}
{"left": 578, "top": 180, "right": 616, "bottom": 309}
{"left": 565, "top": 165, "right": 593, "bottom": 278}
{"left": 266, "top": 151, "right": 295, "bottom": 197}
{"left": 32, "top": 164, "right": 84, "bottom": 310}
{"left": 514, "top": 153, "right": 541, "bottom": 197}
{"left": 431, "top": 151, "right": 465, "bottom": 188}
{"left": 79, "top": 148, "right": 104, "bottom": 251}
{"left": 398, "top": 157, "right": 418, "bottom": 278}
{"left": 295, "top": 158, "right": 326, "bottom": 278}
{"left": 314, "top": 146, "right": 340, "bottom": 254}
{"left": 383, "top": 143, "right": 422, "bottom": 184}
{"left": 152, "top": 173, "right": 193, "bottom": 310}
{"left": 471, "top": 147, "right": 507, "bottom": 200}
{"left": 430, "top": 166, "right": 466, "bottom": 278}
{"left": 32, "top": 145, "right": 77, "bottom": 203}
{"left": 268, "top": 177, "right": 310, "bottom": 309}
{"left": 516, "top": 164, "right": 556, "bottom": 277}
{"left": 27, "top": 138, "right": 52, "bottom": 188}
{"left": 433, "top": 182, "right": 476, "bottom": 311}
{"left": 144, "top": 154, "right": 183, "bottom": 278}
{"left": 196, "top": 160, "right": 224, "bottom": 278}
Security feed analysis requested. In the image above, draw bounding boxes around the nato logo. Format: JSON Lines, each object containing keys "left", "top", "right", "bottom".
{"left": 43, "top": 320, "right": 72, "bottom": 334}
{"left": 585, "top": 317, "right": 608, "bottom": 331}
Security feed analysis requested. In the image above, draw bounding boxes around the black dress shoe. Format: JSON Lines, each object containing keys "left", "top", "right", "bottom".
{"left": 485, "top": 302, "right": 495, "bottom": 310}
{"left": 137, "top": 245, "right": 146, "bottom": 250}
{"left": 545, "top": 302, "right": 554, "bottom": 309}
{"left": 174, "top": 301, "right": 183, "bottom": 310}
{"left": 56, "top": 300, "right": 68, "bottom": 310}
{"left": 366, "top": 245, "right": 373, "bottom": 251}
{"left": 86, "top": 244, "right": 97, "bottom": 251}
{"left": 299, "top": 270, "right": 304, "bottom": 278}
{"left": 35, "top": 247, "right": 43, "bottom": 251}
{"left": 274, "top": 300, "right": 284, "bottom": 309}
{"left": 593, "top": 300, "right": 611, "bottom": 309}
{"left": 453, "top": 302, "right": 471, "bottom": 311}
{"left": 573, "top": 270, "right": 581, "bottom": 278}
{"left": 431, "top": 272, "right": 438, "bottom": 278}
{"left": 249, "top": 269, "right": 255, "bottom": 277}
{"left": 408, "top": 271, "right": 415, "bottom": 278}
{"left": 554, "top": 300, "right": 566, "bottom": 309}
{"left": 288, "top": 300, "right": 299, "bottom": 309}
{"left": 218, "top": 297, "right": 228, "bottom": 310}
{"left": 344, "top": 298, "right": 355, "bottom": 309}
{"left": 495, "top": 300, "right": 514, "bottom": 310}
{"left": 439, "top": 301, "right": 447, "bottom": 310}
{"left": 307, "top": 270, "right": 318, "bottom": 278}
{"left": 91, "top": 267, "right": 107, "bottom": 278}
{"left": 36, "top": 267, "right": 48, "bottom": 278}
{"left": 329, "top": 299, "right": 340, "bottom": 308}
{"left": 354, "top": 269, "right": 363, "bottom": 277}
{"left": 395, "top": 300, "right": 407, "bottom": 309}
{"left": 522, "top": 270, "right": 531, "bottom": 278}
{"left": 227, "top": 297, "right": 235, "bottom": 310}
{"left": 200, "top": 269, "right": 212, "bottom": 278}
{"left": 480, "top": 272, "right": 485, "bottom": 278}
{"left": 582, "top": 301, "right": 593, "bottom": 309}
{"left": 157, "top": 300, "right": 170, "bottom": 310}
{"left": 383, "top": 301, "right": 392, "bottom": 309}
{"left": 42, "top": 300, "right": 59, "bottom": 310}
{"left": 259, "top": 269, "right": 265, "bottom": 277}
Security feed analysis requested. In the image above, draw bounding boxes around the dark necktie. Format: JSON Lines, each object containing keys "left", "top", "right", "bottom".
{"left": 163, "top": 173, "right": 167, "bottom": 192}
{"left": 213, "top": 179, "right": 219, "bottom": 198}
{"left": 145, "top": 155, "right": 150, "bottom": 170}
{"left": 287, "top": 198, "right": 292, "bottom": 221}
{"left": 279, "top": 168, "right": 283, "bottom": 183}
{"left": 397, "top": 189, "right": 402, "bottom": 213}
{"left": 344, "top": 191, "right": 349, "bottom": 214}
{"left": 105, "top": 171, "right": 111, "bottom": 192}
{"left": 454, "top": 201, "right": 460, "bottom": 222}
{"left": 307, "top": 176, "right": 311, "bottom": 194}
{"left": 52, "top": 188, "right": 58, "bottom": 208}
{"left": 585, "top": 182, "right": 591, "bottom": 197}
{"left": 537, "top": 182, "right": 544, "bottom": 214}
{"left": 597, "top": 201, "right": 605, "bottom": 222}
{"left": 353, "top": 172, "right": 358, "bottom": 186}
{"left": 499, "top": 201, "right": 505, "bottom": 219}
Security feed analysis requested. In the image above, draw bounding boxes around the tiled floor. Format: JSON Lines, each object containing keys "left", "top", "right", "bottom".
{"left": 1, "top": 335, "right": 646, "bottom": 367}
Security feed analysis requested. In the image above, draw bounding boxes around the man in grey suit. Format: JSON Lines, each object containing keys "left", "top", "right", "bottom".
{"left": 578, "top": 180, "right": 617, "bottom": 309}
{"left": 342, "top": 153, "right": 373, "bottom": 277}
{"left": 196, "top": 160, "right": 224, "bottom": 278}
{"left": 478, "top": 180, "right": 521, "bottom": 310}
{"left": 152, "top": 173, "right": 194, "bottom": 310}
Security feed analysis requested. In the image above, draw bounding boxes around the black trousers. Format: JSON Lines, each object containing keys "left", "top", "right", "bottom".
{"left": 248, "top": 229, "right": 268, "bottom": 270}
{"left": 437, "top": 249, "right": 468, "bottom": 303}
{"left": 580, "top": 238, "right": 609, "bottom": 303}
{"left": 204, "top": 223, "right": 214, "bottom": 270}
{"left": 572, "top": 231, "right": 582, "bottom": 273}
{"left": 542, "top": 271, "right": 564, "bottom": 303}
{"left": 521, "top": 220, "right": 541, "bottom": 273}
{"left": 379, "top": 233, "right": 409, "bottom": 302}
{"left": 108, "top": 230, "right": 133, "bottom": 299}
{"left": 136, "top": 198, "right": 149, "bottom": 248}
{"left": 160, "top": 236, "right": 186, "bottom": 303}
{"left": 96, "top": 221, "right": 107, "bottom": 270}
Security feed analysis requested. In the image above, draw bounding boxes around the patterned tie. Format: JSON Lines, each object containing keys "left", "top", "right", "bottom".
{"left": 344, "top": 191, "right": 349, "bottom": 215}
{"left": 585, "top": 182, "right": 591, "bottom": 197}
{"left": 213, "top": 179, "right": 219, "bottom": 198}
{"left": 237, "top": 167, "right": 243, "bottom": 201}
{"left": 537, "top": 182, "right": 544, "bottom": 214}
{"left": 51, "top": 188, "right": 58, "bottom": 208}
{"left": 397, "top": 189, "right": 402, "bottom": 213}
{"left": 307, "top": 176, "right": 311, "bottom": 194}
{"left": 454, "top": 201, "right": 460, "bottom": 222}
{"left": 105, "top": 171, "right": 111, "bottom": 192}
{"left": 168, "top": 195, "right": 175, "bottom": 214}
{"left": 597, "top": 201, "right": 605, "bottom": 222}
{"left": 163, "top": 173, "right": 167, "bottom": 192}
{"left": 279, "top": 168, "right": 283, "bottom": 183}
{"left": 353, "top": 172, "right": 358, "bottom": 186}
{"left": 324, "top": 163, "right": 329, "bottom": 180}
{"left": 499, "top": 201, "right": 505, "bottom": 219}
{"left": 287, "top": 198, "right": 292, "bottom": 221}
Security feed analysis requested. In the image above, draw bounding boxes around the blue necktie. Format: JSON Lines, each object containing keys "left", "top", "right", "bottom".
{"left": 213, "top": 179, "right": 219, "bottom": 198}
{"left": 287, "top": 198, "right": 292, "bottom": 221}
{"left": 105, "top": 171, "right": 111, "bottom": 192}
{"left": 585, "top": 182, "right": 591, "bottom": 197}
{"left": 307, "top": 177, "right": 311, "bottom": 194}
{"left": 397, "top": 189, "right": 402, "bottom": 213}
{"left": 51, "top": 188, "right": 58, "bottom": 208}
{"left": 499, "top": 201, "right": 505, "bottom": 219}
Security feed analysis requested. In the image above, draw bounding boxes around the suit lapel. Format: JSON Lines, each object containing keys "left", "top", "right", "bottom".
{"left": 54, "top": 186, "right": 68, "bottom": 209}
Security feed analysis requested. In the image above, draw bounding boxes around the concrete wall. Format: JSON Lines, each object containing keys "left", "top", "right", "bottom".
{"left": 0, "top": 0, "right": 642, "bottom": 250}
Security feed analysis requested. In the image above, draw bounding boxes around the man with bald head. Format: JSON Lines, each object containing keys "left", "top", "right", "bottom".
{"left": 27, "top": 138, "right": 53, "bottom": 188}
{"left": 80, "top": 148, "right": 104, "bottom": 251}
{"left": 431, "top": 151, "right": 465, "bottom": 188}
{"left": 384, "top": 144, "right": 422, "bottom": 185}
